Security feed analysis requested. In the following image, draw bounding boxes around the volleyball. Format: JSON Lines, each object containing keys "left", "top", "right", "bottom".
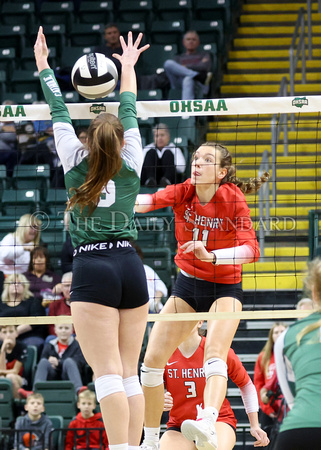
{"left": 71, "top": 53, "right": 118, "bottom": 100}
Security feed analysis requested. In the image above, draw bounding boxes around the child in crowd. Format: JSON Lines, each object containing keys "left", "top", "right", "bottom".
{"left": 19, "top": 323, "right": 85, "bottom": 398}
{"left": 13, "top": 392, "right": 53, "bottom": 450}
{"left": 65, "top": 388, "right": 109, "bottom": 450}
{"left": 0, "top": 325, "right": 28, "bottom": 398}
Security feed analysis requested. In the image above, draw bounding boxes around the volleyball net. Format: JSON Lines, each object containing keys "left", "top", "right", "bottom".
{"left": 0, "top": 95, "right": 320, "bottom": 325}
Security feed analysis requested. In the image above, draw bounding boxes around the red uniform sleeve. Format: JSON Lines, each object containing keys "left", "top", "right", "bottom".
{"left": 227, "top": 348, "right": 251, "bottom": 387}
{"left": 149, "top": 181, "right": 192, "bottom": 210}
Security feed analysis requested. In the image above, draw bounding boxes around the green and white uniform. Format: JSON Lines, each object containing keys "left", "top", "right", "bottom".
{"left": 275, "top": 312, "right": 321, "bottom": 431}
{"left": 39, "top": 69, "right": 148, "bottom": 308}
{"left": 40, "top": 69, "right": 143, "bottom": 248}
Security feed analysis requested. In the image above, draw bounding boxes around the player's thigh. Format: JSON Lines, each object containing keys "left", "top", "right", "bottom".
{"left": 71, "top": 301, "right": 122, "bottom": 377}
{"left": 160, "top": 430, "right": 196, "bottom": 450}
{"left": 216, "top": 422, "right": 236, "bottom": 450}
{"left": 205, "top": 297, "right": 242, "bottom": 361}
{"left": 144, "top": 296, "right": 197, "bottom": 368}
{"left": 119, "top": 303, "right": 149, "bottom": 378}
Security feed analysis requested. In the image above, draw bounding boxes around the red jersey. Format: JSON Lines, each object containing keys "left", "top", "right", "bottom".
{"left": 65, "top": 412, "right": 108, "bottom": 449}
{"left": 254, "top": 352, "right": 276, "bottom": 416}
{"left": 149, "top": 180, "right": 259, "bottom": 283}
{"left": 164, "top": 337, "right": 251, "bottom": 429}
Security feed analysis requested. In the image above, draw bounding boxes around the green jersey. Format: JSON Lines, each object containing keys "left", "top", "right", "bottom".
{"left": 275, "top": 312, "right": 321, "bottom": 431}
{"left": 40, "top": 69, "right": 143, "bottom": 247}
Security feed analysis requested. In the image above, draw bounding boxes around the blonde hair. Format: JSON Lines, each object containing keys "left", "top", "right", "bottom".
{"left": 78, "top": 389, "right": 96, "bottom": 404}
{"left": 1, "top": 273, "right": 33, "bottom": 304}
{"left": 26, "top": 393, "right": 45, "bottom": 404}
{"left": 14, "top": 213, "right": 41, "bottom": 245}
{"left": 68, "top": 113, "right": 124, "bottom": 214}
{"left": 197, "top": 142, "right": 270, "bottom": 194}
{"left": 297, "top": 258, "right": 321, "bottom": 345}
{"left": 260, "top": 322, "right": 287, "bottom": 375}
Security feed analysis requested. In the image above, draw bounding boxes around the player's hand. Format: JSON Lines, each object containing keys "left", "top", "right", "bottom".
{"left": 34, "top": 26, "right": 50, "bottom": 72}
{"left": 113, "top": 31, "right": 150, "bottom": 67}
{"left": 163, "top": 391, "right": 173, "bottom": 411}
{"left": 180, "top": 241, "right": 215, "bottom": 263}
{"left": 250, "top": 426, "right": 270, "bottom": 447}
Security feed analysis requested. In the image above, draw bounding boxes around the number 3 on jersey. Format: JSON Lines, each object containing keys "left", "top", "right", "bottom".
{"left": 98, "top": 180, "right": 116, "bottom": 207}
{"left": 193, "top": 228, "right": 209, "bottom": 246}
{"left": 185, "top": 381, "right": 197, "bottom": 399}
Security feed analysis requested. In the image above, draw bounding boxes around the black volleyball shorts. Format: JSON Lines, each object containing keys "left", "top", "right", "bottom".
{"left": 70, "top": 240, "right": 149, "bottom": 309}
{"left": 171, "top": 271, "right": 243, "bottom": 312}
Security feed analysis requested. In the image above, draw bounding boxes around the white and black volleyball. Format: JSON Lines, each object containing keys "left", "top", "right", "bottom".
{"left": 71, "top": 53, "right": 118, "bottom": 100}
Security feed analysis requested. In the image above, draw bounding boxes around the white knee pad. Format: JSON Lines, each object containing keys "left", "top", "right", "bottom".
{"left": 140, "top": 364, "right": 164, "bottom": 387}
{"left": 204, "top": 358, "right": 228, "bottom": 381}
{"left": 95, "top": 374, "right": 125, "bottom": 403}
{"left": 123, "top": 375, "right": 143, "bottom": 398}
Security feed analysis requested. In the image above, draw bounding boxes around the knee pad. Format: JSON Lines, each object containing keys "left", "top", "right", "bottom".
{"left": 94, "top": 374, "right": 125, "bottom": 403}
{"left": 123, "top": 375, "right": 143, "bottom": 398}
{"left": 204, "top": 358, "right": 228, "bottom": 381}
{"left": 140, "top": 364, "right": 164, "bottom": 388}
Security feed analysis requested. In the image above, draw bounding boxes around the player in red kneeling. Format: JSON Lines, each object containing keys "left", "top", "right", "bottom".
{"left": 160, "top": 322, "right": 269, "bottom": 449}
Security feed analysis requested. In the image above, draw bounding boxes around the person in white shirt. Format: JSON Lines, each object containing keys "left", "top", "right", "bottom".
{"left": 0, "top": 214, "right": 42, "bottom": 275}
{"left": 141, "top": 123, "right": 186, "bottom": 187}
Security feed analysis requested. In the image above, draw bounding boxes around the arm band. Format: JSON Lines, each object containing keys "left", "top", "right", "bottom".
{"left": 239, "top": 380, "right": 259, "bottom": 414}
{"left": 136, "top": 194, "right": 153, "bottom": 208}
{"left": 211, "top": 244, "right": 255, "bottom": 265}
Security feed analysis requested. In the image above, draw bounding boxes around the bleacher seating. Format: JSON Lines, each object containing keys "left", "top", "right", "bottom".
{"left": 34, "top": 381, "right": 77, "bottom": 428}
{"left": 77, "top": 1, "right": 114, "bottom": 25}
{"left": 0, "top": 379, "right": 15, "bottom": 428}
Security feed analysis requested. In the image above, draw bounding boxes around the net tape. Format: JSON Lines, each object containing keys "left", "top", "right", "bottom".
{"left": 0, "top": 95, "right": 319, "bottom": 121}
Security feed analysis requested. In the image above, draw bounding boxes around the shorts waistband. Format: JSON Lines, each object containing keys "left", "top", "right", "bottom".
{"left": 73, "top": 240, "right": 131, "bottom": 256}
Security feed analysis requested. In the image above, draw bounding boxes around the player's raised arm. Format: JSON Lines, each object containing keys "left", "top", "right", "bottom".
{"left": 113, "top": 32, "right": 149, "bottom": 95}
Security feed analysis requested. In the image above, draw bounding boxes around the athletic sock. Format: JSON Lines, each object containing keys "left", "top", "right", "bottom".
{"left": 144, "top": 427, "right": 160, "bottom": 443}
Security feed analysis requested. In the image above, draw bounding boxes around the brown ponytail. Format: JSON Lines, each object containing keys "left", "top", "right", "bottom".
{"left": 68, "top": 113, "right": 124, "bottom": 214}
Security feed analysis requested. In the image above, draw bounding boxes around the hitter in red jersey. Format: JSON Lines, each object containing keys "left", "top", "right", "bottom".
{"left": 136, "top": 143, "right": 269, "bottom": 450}
{"left": 160, "top": 322, "right": 268, "bottom": 450}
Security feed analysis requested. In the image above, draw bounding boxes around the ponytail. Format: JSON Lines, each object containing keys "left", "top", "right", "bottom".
{"left": 68, "top": 113, "right": 124, "bottom": 214}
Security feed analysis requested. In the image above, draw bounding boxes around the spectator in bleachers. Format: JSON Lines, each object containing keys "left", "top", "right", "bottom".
{"left": 254, "top": 322, "right": 287, "bottom": 437}
{"left": 0, "top": 324, "right": 28, "bottom": 398}
{"left": 0, "top": 99, "right": 19, "bottom": 177}
{"left": 28, "top": 323, "right": 85, "bottom": 395}
{"left": 65, "top": 388, "right": 109, "bottom": 450}
{"left": 24, "top": 246, "right": 61, "bottom": 301}
{"left": 163, "top": 31, "right": 212, "bottom": 100}
{"left": 13, "top": 393, "right": 53, "bottom": 450}
{"left": 94, "top": 23, "right": 122, "bottom": 84}
{"left": 141, "top": 123, "right": 186, "bottom": 187}
{"left": 0, "top": 213, "right": 42, "bottom": 275}
{"left": 76, "top": 126, "right": 88, "bottom": 146}
{"left": 0, "top": 273, "right": 47, "bottom": 351}
{"left": 160, "top": 321, "right": 269, "bottom": 449}
{"left": 47, "top": 271, "right": 73, "bottom": 337}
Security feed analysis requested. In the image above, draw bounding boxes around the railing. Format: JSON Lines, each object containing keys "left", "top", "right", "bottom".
{"left": 270, "top": 76, "right": 289, "bottom": 207}
{"left": 308, "top": 210, "right": 321, "bottom": 259}
{"left": 289, "top": 8, "right": 308, "bottom": 96}
{"left": 258, "top": 150, "right": 271, "bottom": 259}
